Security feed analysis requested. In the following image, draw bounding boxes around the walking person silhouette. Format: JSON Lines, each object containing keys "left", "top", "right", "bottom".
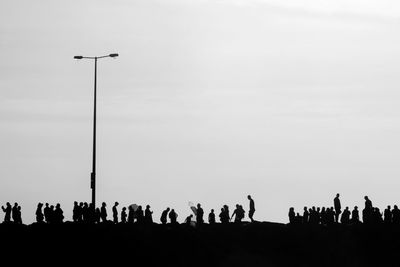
{"left": 112, "top": 202, "right": 119, "bottom": 224}
{"left": 248, "top": 195, "right": 255, "bottom": 222}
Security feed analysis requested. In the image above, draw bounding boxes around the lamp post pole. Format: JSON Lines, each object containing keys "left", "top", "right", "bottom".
{"left": 74, "top": 53, "right": 119, "bottom": 208}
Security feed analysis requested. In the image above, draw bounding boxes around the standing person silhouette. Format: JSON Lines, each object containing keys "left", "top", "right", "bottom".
{"left": 1, "top": 202, "right": 11, "bottom": 223}
{"left": 334, "top": 194, "right": 341, "bottom": 223}
{"left": 160, "top": 208, "right": 170, "bottom": 225}
{"left": 145, "top": 205, "right": 153, "bottom": 224}
{"left": 112, "top": 202, "right": 119, "bottom": 224}
{"left": 169, "top": 209, "right": 178, "bottom": 224}
{"left": 208, "top": 209, "right": 216, "bottom": 224}
{"left": 12, "top": 203, "right": 18, "bottom": 222}
{"left": 196, "top": 204, "right": 204, "bottom": 225}
{"left": 248, "top": 195, "right": 255, "bottom": 222}
{"left": 100, "top": 202, "right": 107, "bottom": 223}
{"left": 36, "top": 203, "right": 44, "bottom": 223}
{"left": 121, "top": 207, "right": 127, "bottom": 223}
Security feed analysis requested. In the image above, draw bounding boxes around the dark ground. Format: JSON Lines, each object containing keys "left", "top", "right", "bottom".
{"left": 1, "top": 222, "right": 400, "bottom": 266}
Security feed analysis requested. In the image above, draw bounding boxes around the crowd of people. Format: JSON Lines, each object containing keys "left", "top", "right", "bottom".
{"left": 289, "top": 194, "right": 400, "bottom": 225}
{"left": 1, "top": 195, "right": 256, "bottom": 225}
{"left": 5, "top": 194, "right": 400, "bottom": 226}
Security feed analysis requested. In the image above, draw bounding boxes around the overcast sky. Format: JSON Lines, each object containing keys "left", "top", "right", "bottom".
{"left": 1, "top": 0, "right": 400, "bottom": 223}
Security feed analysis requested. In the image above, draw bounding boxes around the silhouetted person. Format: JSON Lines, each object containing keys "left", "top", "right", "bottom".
{"left": 392, "top": 205, "right": 400, "bottom": 224}
{"left": 351, "top": 206, "right": 360, "bottom": 224}
{"left": 95, "top": 208, "right": 101, "bottom": 223}
{"left": 72, "top": 201, "right": 78, "bottom": 222}
{"left": 373, "top": 207, "right": 383, "bottom": 224}
{"left": 334, "top": 194, "right": 341, "bottom": 223}
{"left": 303, "top": 207, "right": 309, "bottom": 224}
{"left": 185, "top": 214, "right": 193, "bottom": 225}
{"left": 12, "top": 203, "right": 19, "bottom": 223}
{"left": 208, "top": 209, "right": 216, "bottom": 224}
{"left": 112, "top": 202, "right": 119, "bottom": 224}
{"left": 100, "top": 202, "right": 107, "bottom": 223}
{"left": 1, "top": 202, "right": 11, "bottom": 223}
{"left": 120, "top": 207, "right": 127, "bottom": 223}
{"left": 309, "top": 207, "right": 317, "bottom": 225}
{"left": 196, "top": 204, "right": 204, "bottom": 225}
{"left": 36, "top": 203, "right": 44, "bottom": 223}
{"left": 78, "top": 202, "right": 84, "bottom": 222}
{"left": 288, "top": 207, "right": 295, "bottom": 224}
{"left": 248, "top": 195, "right": 255, "bottom": 222}
{"left": 219, "top": 208, "right": 226, "bottom": 224}
{"left": 340, "top": 207, "right": 350, "bottom": 225}
{"left": 145, "top": 205, "right": 153, "bottom": 224}
{"left": 136, "top": 206, "right": 144, "bottom": 223}
{"left": 320, "top": 207, "right": 327, "bottom": 225}
{"left": 46, "top": 205, "right": 53, "bottom": 223}
{"left": 88, "top": 203, "right": 95, "bottom": 223}
{"left": 384, "top": 206, "right": 392, "bottom": 224}
{"left": 169, "top": 209, "right": 178, "bottom": 224}
{"left": 54, "top": 204, "right": 64, "bottom": 223}
{"left": 363, "top": 196, "right": 373, "bottom": 223}
{"left": 11, "top": 205, "right": 22, "bottom": 224}
{"left": 160, "top": 208, "right": 170, "bottom": 225}
{"left": 231, "top": 205, "right": 245, "bottom": 223}
{"left": 364, "top": 196, "right": 373, "bottom": 210}
{"left": 82, "top": 203, "right": 88, "bottom": 223}
{"left": 44, "top": 203, "right": 50, "bottom": 223}
{"left": 219, "top": 205, "right": 230, "bottom": 223}
{"left": 128, "top": 206, "right": 135, "bottom": 223}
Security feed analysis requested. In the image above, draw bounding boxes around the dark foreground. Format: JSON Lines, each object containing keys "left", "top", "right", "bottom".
{"left": 1, "top": 222, "right": 400, "bottom": 267}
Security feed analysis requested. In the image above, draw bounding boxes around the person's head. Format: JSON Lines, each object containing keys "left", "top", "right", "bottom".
{"left": 247, "top": 195, "right": 252, "bottom": 200}
{"left": 197, "top": 203, "right": 201, "bottom": 208}
{"left": 364, "top": 196, "right": 369, "bottom": 200}
{"left": 211, "top": 209, "right": 214, "bottom": 213}
{"left": 336, "top": 193, "right": 340, "bottom": 197}
{"left": 354, "top": 206, "right": 358, "bottom": 210}
{"left": 115, "top": 202, "right": 119, "bottom": 206}
{"left": 146, "top": 205, "right": 150, "bottom": 209}
{"left": 166, "top": 207, "right": 170, "bottom": 211}
{"left": 395, "top": 205, "right": 398, "bottom": 210}
{"left": 102, "top": 202, "right": 106, "bottom": 207}
{"left": 74, "top": 201, "right": 77, "bottom": 205}
{"left": 388, "top": 205, "right": 391, "bottom": 209}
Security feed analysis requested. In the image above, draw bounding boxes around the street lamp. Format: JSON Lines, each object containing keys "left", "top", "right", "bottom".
{"left": 74, "top": 53, "right": 119, "bottom": 208}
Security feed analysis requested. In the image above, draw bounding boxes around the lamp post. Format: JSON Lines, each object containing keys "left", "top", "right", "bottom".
{"left": 74, "top": 53, "right": 119, "bottom": 208}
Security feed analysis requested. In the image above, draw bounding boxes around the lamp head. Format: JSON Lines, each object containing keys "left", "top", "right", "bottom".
{"left": 109, "top": 53, "right": 119, "bottom": 58}
{"left": 74, "top": 56, "right": 83, "bottom": 59}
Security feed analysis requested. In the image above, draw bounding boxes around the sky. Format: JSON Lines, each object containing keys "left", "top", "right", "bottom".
{"left": 1, "top": 0, "right": 400, "bottom": 224}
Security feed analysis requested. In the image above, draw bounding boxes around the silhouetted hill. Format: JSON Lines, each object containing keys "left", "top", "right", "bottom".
{"left": 1, "top": 222, "right": 400, "bottom": 266}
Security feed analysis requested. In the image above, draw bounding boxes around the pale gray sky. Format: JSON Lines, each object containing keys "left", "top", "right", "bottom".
{"left": 1, "top": 0, "right": 400, "bottom": 223}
